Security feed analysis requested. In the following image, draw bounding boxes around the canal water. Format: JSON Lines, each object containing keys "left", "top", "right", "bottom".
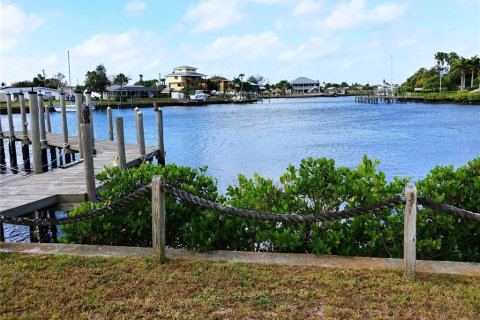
{"left": 2, "top": 96, "right": 480, "bottom": 241}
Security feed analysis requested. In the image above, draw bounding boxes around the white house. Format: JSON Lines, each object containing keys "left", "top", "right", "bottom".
{"left": 0, "top": 87, "right": 62, "bottom": 102}
{"left": 290, "top": 77, "right": 320, "bottom": 94}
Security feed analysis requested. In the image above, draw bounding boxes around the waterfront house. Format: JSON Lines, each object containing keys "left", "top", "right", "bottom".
{"left": 290, "top": 77, "right": 320, "bottom": 94}
{"left": 165, "top": 66, "right": 206, "bottom": 92}
{"left": 208, "top": 76, "right": 231, "bottom": 93}
{"left": 0, "top": 87, "right": 62, "bottom": 102}
{"left": 104, "top": 85, "right": 155, "bottom": 99}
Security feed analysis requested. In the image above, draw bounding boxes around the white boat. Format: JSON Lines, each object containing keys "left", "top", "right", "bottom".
{"left": 53, "top": 104, "right": 95, "bottom": 112}
{"left": 189, "top": 90, "right": 209, "bottom": 101}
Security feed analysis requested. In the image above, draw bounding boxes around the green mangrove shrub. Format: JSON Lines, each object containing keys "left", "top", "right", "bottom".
{"left": 61, "top": 156, "right": 480, "bottom": 262}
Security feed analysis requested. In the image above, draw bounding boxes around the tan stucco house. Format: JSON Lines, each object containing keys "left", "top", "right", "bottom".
{"left": 165, "top": 66, "right": 206, "bottom": 92}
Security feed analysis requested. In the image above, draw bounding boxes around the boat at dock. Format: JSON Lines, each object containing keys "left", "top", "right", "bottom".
{"left": 189, "top": 90, "right": 209, "bottom": 101}
{"left": 53, "top": 104, "right": 96, "bottom": 112}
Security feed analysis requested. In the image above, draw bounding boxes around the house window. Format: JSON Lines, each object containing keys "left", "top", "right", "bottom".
{"left": 178, "top": 83, "right": 183, "bottom": 87}
{"left": 174, "top": 76, "right": 178, "bottom": 80}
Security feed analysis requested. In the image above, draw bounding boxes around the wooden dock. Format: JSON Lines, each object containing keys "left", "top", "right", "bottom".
{"left": 0, "top": 131, "right": 158, "bottom": 217}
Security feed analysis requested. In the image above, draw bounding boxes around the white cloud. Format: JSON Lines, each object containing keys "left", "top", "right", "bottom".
{"left": 320, "top": 0, "right": 406, "bottom": 31}
{"left": 279, "top": 35, "right": 341, "bottom": 61}
{"left": 124, "top": 0, "right": 146, "bottom": 16}
{"left": 70, "top": 29, "right": 166, "bottom": 76}
{"left": 195, "top": 32, "right": 280, "bottom": 61}
{"left": 0, "top": 2, "right": 45, "bottom": 51}
{"left": 293, "top": 0, "right": 323, "bottom": 16}
{"left": 185, "top": 0, "right": 244, "bottom": 32}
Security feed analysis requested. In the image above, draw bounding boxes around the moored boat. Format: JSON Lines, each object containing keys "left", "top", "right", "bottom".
{"left": 189, "top": 90, "right": 209, "bottom": 101}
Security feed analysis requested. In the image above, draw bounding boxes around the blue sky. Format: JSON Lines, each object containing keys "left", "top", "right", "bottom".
{"left": 1, "top": 0, "right": 479, "bottom": 86}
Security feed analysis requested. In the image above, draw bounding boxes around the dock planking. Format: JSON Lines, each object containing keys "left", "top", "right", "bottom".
{"left": 0, "top": 131, "right": 158, "bottom": 217}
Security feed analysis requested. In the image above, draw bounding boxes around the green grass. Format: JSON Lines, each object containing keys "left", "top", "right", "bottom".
{"left": 1, "top": 253, "right": 479, "bottom": 319}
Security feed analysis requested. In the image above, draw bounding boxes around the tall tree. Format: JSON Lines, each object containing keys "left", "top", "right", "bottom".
{"left": 113, "top": 73, "right": 130, "bottom": 103}
{"left": 434, "top": 52, "right": 448, "bottom": 92}
{"left": 468, "top": 56, "right": 479, "bottom": 88}
{"left": 452, "top": 57, "right": 469, "bottom": 90}
{"left": 84, "top": 64, "right": 111, "bottom": 98}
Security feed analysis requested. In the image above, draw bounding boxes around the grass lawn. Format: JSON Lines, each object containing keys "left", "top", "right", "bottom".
{"left": 1, "top": 253, "right": 479, "bottom": 319}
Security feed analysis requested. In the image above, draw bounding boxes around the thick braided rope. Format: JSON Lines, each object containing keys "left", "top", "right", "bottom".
{"left": 417, "top": 196, "right": 480, "bottom": 222}
{"left": 160, "top": 184, "right": 404, "bottom": 223}
{"left": 0, "top": 185, "right": 152, "bottom": 226}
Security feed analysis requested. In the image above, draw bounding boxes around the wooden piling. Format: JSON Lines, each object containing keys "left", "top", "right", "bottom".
{"left": 28, "top": 91, "right": 42, "bottom": 174}
{"left": 107, "top": 107, "right": 113, "bottom": 141}
{"left": 115, "top": 117, "right": 127, "bottom": 169}
{"left": 0, "top": 115, "right": 4, "bottom": 174}
{"left": 49, "top": 211, "right": 58, "bottom": 242}
{"left": 19, "top": 93, "right": 31, "bottom": 172}
{"left": 38, "top": 95, "right": 48, "bottom": 172}
{"left": 60, "top": 93, "right": 71, "bottom": 164}
{"left": 85, "top": 92, "right": 95, "bottom": 148}
{"left": 136, "top": 111, "right": 146, "bottom": 160}
{"left": 45, "top": 102, "right": 52, "bottom": 133}
{"left": 75, "top": 92, "right": 83, "bottom": 159}
{"left": 404, "top": 186, "right": 417, "bottom": 277}
{"left": 6, "top": 93, "right": 18, "bottom": 173}
{"left": 156, "top": 108, "right": 165, "bottom": 166}
{"left": 81, "top": 122, "right": 96, "bottom": 202}
{"left": 152, "top": 175, "right": 167, "bottom": 264}
{"left": 0, "top": 222, "right": 4, "bottom": 242}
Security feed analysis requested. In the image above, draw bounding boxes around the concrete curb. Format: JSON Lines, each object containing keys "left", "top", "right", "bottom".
{"left": 1, "top": 242, "right": 479, "bottom": 276}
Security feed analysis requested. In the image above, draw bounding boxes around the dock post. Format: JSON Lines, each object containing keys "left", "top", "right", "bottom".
{"left": 107, "top": 107, "right": 113, "bottom": 141}
{"left": 156, "top": 107, "right": 165, "bottom": 166}
{"left": 60, "top": 93, "right": 71, "bottom": 164}
{"left": 0, "top": 116, "right": 5, "bottom": 174}
{"left": 6, "top": 93, "right": 18, "bottom": 173}
{"left": 136, "top": 111, "right": 146, "bottom": 161}
{"left": 45, "top": 102, "right": 52, "bottom": 133}
{"left": 0, "top": 222, "right": 4, "bottom": 242}
{"left": 28, "top": 91, "right": 42, "bottom": 174}
{"left": 404, "top": 186, "right": 417, "bottom": 277}
{"left": 75, "top": 92, "right": 84, "bottom": 159}
{"left": 115, "top": 117, "right": 127, "bottom": 169}
{"left": 19, "top": 92, "right": 30, "bottom": 172}
{"left": 38, "top": 95, "right": 48, "bottom": 172}
{"left": 49, "top": 211, "right": 58, "bottom": 242}
{"left": 81, "top": 114, "right": 96, "bottom": 202}
{"left": 152, "top": 175, "right": 167, "bottom": 264}
{"left": 85, "top": 92, "right": 95, "bottom": 149}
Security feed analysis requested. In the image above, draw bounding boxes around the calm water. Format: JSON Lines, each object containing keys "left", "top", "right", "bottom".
{"left": 2, "top": 96, "right": 480, "bottom": 241}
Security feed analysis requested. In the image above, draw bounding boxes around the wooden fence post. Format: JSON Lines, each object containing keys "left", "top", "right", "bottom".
{"left": 152, "top": 175, "right": 166, "bottom": 264}
{"left": 115, "top": 117, "right": 127, "bottom": 169}
{"left": 404, "top": 186, "right": 417, "bottom": 277}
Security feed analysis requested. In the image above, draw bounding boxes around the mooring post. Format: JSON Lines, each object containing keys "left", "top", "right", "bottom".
{"left": 75, "top": 92, "right": 84, "bottom": 159}
{"left": 0, "top": 114, "right": 5, "bottom": 174}
{"left": 19, "top": 93, "right": 31, "bottom": 172}
{"left": 60, "top": 93, "right": 71, "bottom": 164}
{"left": 81, "top": 116, "right": 96, "bottom": 202}
{"left": 136, "top": 111, "right": 146, "bottom": 160}
{"left": 156, "top": 107, "right": 165, "bottom": 166}
{"left": 107, "top": 107, "right": 113, "bottom": 141}
{"left": 6, "top": 93, "right": 18, "bottom": 173}
{"left": 28, "top": 91, "right": 42, "bottom": 174}
{"left": 152, "top": 175, "right": 167, "bottom": 264}
{"left": 85, "top": 92, "right": 95, "bottom": 148}
{"left": 115, "top": 117, "right": 127, "bottom": 169}
{"left": 45, "top": 102, "right": 52, "bottom": 133}
{"left": 38, "top": 95, "right": 48, "bottom": 172}
{"left": 404, "top": 185, "right": 417, "bottom": 277}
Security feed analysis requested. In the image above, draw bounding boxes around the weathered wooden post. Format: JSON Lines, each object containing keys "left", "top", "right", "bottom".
{"left": 404, "top": 186, "right": 417, "bottom": 277}
{"left": 6, "top": 93, "right": 18, "bottom": 173}
{"left": 38, "top": 95, "right": 48, "bottom": 172}
{"left": 0, "top": 223, "right": 4, "bottom": 242}
{"left": 19, "top": 92, "right": 30, "bottom": 172}
{"left": 85, "top": 92, "right": 95, "bottom": 148}
{"left": 60, "top": 93, "right": 71, "bottom": 164}
{"left": 115, "top": 117, "right": 127, "bottom": 169}
{"left": 107, "top": 107, "right": 113, "bottom": 141}
{"left": 75, "top": 92, "right": 84, "bottom": 159}
{"left": 29, "top": 91, "right": 42, "bottom": 174}
{"left": 136, "top": 111, "right": 146, "bottom": 160}
{"left": 155, "top": 105, "right": 165, "bottom": 166}
{"left": 152, "top": 175, "right": 166, "bottom": 264}
{"left": 0, "top": 115, "right": 5, "bottom": 173}
{"left": 80, "top": 106, "right": 96, "bottom": 202}
{"left": 45, "top": 102, "right": 52, "bottom": 133}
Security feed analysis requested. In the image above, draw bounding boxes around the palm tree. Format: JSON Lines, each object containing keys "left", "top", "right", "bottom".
{"left": 238, "top": 73, "right": 245, "bottom": 92}
{"left": 468, "top": 56, "right": 479, "bottom": 89}
{"left": 452, "top": 58, "right": 469, "bottom": 90}
{"left": 113, "top": 73, "right": 130, "bottom": 104}
{"left": 434, "top": 52, "right": 448, "bottom": 91}
{"left": 139, "top": 74, "right": 143, "bottom": 85}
